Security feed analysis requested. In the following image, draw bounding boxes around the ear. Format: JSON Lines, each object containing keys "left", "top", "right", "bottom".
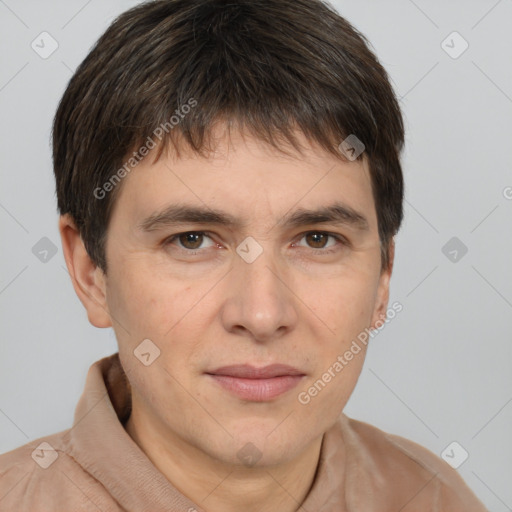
{"left": 59, "top": 214, "right": 112, "bottom": 328}
{"left": 369, "top": 238, "right": 395, "bottom": 329}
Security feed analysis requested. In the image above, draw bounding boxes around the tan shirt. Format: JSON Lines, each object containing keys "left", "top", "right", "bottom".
{"left": 0, "top": 353, "right": 487, "bottom": 511}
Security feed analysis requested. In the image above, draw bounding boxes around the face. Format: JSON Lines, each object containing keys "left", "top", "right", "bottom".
{"left": 91, "top": 126, "right": 392, "bottom": 467}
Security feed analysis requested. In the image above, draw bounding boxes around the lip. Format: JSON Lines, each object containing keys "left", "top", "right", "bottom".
{"left": 206, "top": 364, "right": 305, "bottom": 401}
{"left": 208, "top": 364, "right": 304, "bottom": 379}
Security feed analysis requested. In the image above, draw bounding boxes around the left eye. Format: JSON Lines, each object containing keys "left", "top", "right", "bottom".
{"left": 169, "top": 232, "right": 216, "bottom": 250}
{"left": 295, "top": 232, "right": 340, "bottom": 250}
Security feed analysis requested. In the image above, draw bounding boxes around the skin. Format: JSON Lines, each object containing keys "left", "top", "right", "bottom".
{"left": 59, "top": 125, "right": 394, "bottom": 512}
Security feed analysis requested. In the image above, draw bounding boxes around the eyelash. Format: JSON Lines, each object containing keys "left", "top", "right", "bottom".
{"left": 163, "top": 231, "right": 348, "bottom": 256}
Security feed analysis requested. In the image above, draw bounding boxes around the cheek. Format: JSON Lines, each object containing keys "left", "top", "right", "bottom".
{"left": 106, "top": 256, "right": 180, "bottom": 324}
{"left": 295, "top": 266, "right": 377, "bottom": 415}
{"left": 302, "top": 267, "right": 378, "bottom": 337}
{"left": 106, "top": 260, "right": 216, "bottom": 367}
{"left": 296, "top": 344, "right": 367, "bottom": 437}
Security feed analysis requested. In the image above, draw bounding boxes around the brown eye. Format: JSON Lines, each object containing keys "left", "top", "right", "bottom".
{"left": 164, "top": 231, "right": 217, "bottom": 253}
{"left": 305, "top": 232, "right": 329, "bottom": 248}
{"left": 178, "top": 232, "right": 204, "bottom": 249}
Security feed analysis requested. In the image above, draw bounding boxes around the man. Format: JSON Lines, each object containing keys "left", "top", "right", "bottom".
{"left": 0, "top": 0, "right": 487, "bottom": 510}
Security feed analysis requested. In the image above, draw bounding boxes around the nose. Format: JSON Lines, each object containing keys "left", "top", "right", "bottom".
{"left": 220, "top": 248, "right": 299, "bottom": 343}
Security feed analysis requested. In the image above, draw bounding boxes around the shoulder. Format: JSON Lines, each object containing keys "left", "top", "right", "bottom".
{"left": 339, "top": 415, "right": 487, "bottom": 511}
{"left": 0, "top": 431, "right": 119, "bottom": 512}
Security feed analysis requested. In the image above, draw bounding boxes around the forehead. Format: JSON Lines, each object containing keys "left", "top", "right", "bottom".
{"left": 109, "top": 127, "right": 377, "bottom": 232}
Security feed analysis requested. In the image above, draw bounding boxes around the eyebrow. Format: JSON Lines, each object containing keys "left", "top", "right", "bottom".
{"left": 279, "top": 203, "right": 369, "bottom": 231}
{"left": 138, "top": 201, "right": 369, "bottom": 232}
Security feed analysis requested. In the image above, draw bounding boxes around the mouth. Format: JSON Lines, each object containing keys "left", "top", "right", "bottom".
{"left": 205, "top": 364, "right": 306, "bottom": 402}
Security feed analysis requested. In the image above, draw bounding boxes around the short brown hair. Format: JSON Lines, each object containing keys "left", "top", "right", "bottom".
{"left": 53, "top": 0, "right": 404, "bottom": 272}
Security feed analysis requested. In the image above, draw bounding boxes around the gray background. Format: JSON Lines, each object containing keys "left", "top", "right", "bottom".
{"left": 1, "top": 0, "right": 511, "bottom": 509}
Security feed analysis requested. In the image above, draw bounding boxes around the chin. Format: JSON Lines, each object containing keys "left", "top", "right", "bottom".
{"left": 227, "top": 423, "right": 310, "bottom": 466}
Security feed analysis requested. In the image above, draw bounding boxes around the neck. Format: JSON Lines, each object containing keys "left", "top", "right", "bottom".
{"left": 125, "top": 410, "right": 323, "bottom": 512}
